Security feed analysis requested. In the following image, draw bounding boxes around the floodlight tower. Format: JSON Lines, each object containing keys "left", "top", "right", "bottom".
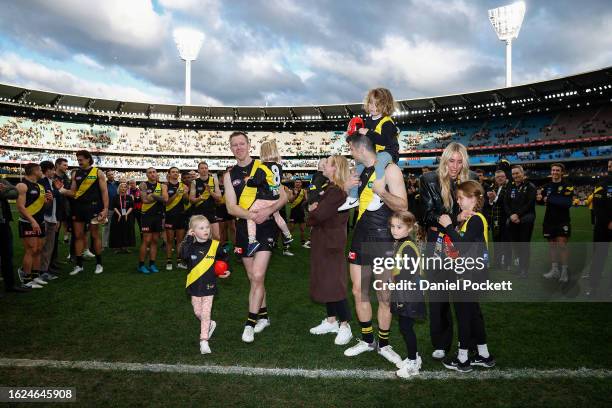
{"left": 488, "top": 1, "right": 526, "bottom": 87}
{"left": 173, "top": 28, "right": 204, "bottom": 105}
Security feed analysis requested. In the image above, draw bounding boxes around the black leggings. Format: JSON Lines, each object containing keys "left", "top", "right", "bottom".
{"left": 325, "top": 299, "right": 351, "bottom": 322}
{"left": 453, "top": 302, "right": 487, "bottom": 350}
{"left": 399, "top": 316, "right": 417, "bottom": 360}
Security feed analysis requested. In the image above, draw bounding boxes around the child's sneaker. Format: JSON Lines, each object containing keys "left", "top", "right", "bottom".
{"left": 282, "top": 247, "right": 294, "bottom": 256}
{"left": 396, "top": 354, "right": 422, "bottom": 378}
{"left": 471, "top": 354, "right": 496, "bottom": 368}
{"left": 208, "top": 320, "right": 217, "bottom": 339}
{"left": 366, "top": 193, "right": 383, "bottom": 211}
{"left": 200, "top": 340, "right": 211, "bottom": 354}
{"left": 338, "top": 197, "right": 359, "bottom": 211}
{"left": 247, "top": 241, "right": 261, "bottom": 257}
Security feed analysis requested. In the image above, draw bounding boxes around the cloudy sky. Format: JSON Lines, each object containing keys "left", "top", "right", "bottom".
{"left": 0, "top": 0, "right": 610, "bottom": 106}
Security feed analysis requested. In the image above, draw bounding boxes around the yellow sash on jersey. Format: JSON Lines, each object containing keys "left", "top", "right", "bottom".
{"left": 460, "top": 212, "right": 489, "bottom": 248}
{"left": 238, "top": 159, "right": 261, "bottom": 210}
{"left": 374, "top": 116, "right": 393, "bottom": 153}
{"left": 392, "top": 240, "right": 423, "bottom": 277}
{"left": 357, "top": 171, "right": 376, "bottom": 221}
{"left": 290, "top": 189, "right": 305, "bottom": 209}
{"left": 185, "top": 240, "right": 219, "bottom": 288}
{"left": 26, "top": 183, "right": 46, "bottom": 216}
{"left": 195, "top": 177, "right": 216, "bottom": 206}
{"left": 141, "top": 182, "right": 162, "bottom": 213}
{"left": 165, "top": 183, "right": 185, "bottom": 212}
{"left": 74, "top": 167, "right": 98, "bottom": 199}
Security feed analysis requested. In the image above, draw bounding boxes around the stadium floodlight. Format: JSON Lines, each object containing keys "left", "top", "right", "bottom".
{"left": 488, "top": 1, "right": 526, "bottom": 87}
{"left": 173, "top": 27, "right": 204, "bottom": 105}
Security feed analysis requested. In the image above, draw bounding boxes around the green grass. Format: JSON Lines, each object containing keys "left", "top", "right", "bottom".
{"left": 1, "top": 206, "right": 611, "bottom": 407}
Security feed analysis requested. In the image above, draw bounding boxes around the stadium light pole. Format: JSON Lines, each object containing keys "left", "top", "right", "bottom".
{"left": 173, "top": 28, "right": 204, "bottom": 105}
{"left": 488, "top": 1, "right": 526, "bottom": 87}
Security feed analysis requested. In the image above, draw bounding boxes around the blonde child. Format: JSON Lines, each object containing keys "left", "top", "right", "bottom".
{"left": 245, "top": 140, "right": 293, "bottom": 256}
{"left": 339, "top": 88, "right": 400, "bottom": 212}
{"left": 179, "top": 215, "right": 230, "bottom": 354}
{"left": 388, "top": 211, "right": 426, "bottom": 379}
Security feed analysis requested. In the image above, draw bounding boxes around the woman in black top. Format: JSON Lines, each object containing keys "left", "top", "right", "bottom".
{"left": 109, "top": 182, "right": 135, "bottom": 253}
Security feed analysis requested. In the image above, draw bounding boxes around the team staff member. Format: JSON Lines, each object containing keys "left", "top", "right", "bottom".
{"left": 343, "top": 134, "right": 408, "bottom": 366}
{"left": 16, "top": 163, "right": 52, "bottom": 288}
{"left": 164, "top": 167, "right": 189, "bottom": 271}
{"left": 587, "top": 160, "right": 612, "bottom": 297}
{"left": 504, "top": 165, "right": 536, "bottom": 278}
{"left": 190, "top": 162, "right": 221, "bottom": 240}
{"left": 138, "top": 167, "right": 168, "bottom": 274}
{"left": 56, "top": 150, "right": 108, "bottom": 276}
{"left": 224, "top": 131, "right": 288, "bottom": 344}
{"left": 485, "top": 170, "right": 510, "bottom": 270}
{"left": 289, "top": 179, "right": 308, "bottom": 247}
{"left": 39, "top": 161, "right": 60, "bottom": 281}
{"left": 420, "top": 142, "right": 477, "bottom": 360}
{"left": 52, "top": 157, "right": 70, "bottom": 271}
{"left": 538, "top": 163, "right": 574, "bottom": 283}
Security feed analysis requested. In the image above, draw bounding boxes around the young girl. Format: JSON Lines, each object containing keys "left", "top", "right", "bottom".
{"left": 245, "top": 140, "right": 293, "bottom": 256}
{"left": 338, "top": 88, "right": 400, "bottom": 212}
{"left": 388, "top": 211, "right": 426, "bottom": 379}
{"left": 179, "top": 215, "right": 230, "bottom": 354}
{"left": 438, "top": 180, "right": 495, "bottom": 372}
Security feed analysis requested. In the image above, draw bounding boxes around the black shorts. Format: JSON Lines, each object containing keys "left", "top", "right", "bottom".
{"left": 348, "top": 223, "right": 393, "bottom": 266}
{"left": 290, "top": 207, "right": 305, "bottom": 223}
{"left": 234, "top": 217, "right": 277, "bottom": 258}
{"left": 71, "top": 201, "right": 102, "bottom": 223}
{"left": 141, "top": 213, "right": 164, "bottom": 233}
{"left": 18, "top": 220, "right": 46, "bottom": 238}
{"left": 543, "top": 222, "right": 571, "bottom": 238}
{"left": 164, "top": 213, "right": 186, "bottom": 230}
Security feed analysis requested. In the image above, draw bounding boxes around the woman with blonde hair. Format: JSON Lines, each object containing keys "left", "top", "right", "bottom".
{"left": 307, "top": 155, "right": 354, "bottom": 346}
{"left": 419, "top": 142, "right": 477, "bottom": 361}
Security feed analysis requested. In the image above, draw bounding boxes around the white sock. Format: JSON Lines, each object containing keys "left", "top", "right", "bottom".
{"left": 477, "top": 344, "right": 490, "bottom": 358}
{"left": 458, "top": 349, "right": 468, "bottom": 363}
{"left": 551, "top": 262, "right": 559, "bottom": 271}
{"left": 561, "top": 264, "right": 568, "bottom": 272}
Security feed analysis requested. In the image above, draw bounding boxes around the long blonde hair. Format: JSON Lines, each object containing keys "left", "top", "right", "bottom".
{"left": 364, "top": 88, "right": 396, "bottom": 117}
{"left": 260, "top": 140, "right": 281, "bottom": 163}
{"left": 438, "top": 142, "right": 470, "bottom": 211}
{"left": 328, "top": 155, "right": 350, "bottom": 191}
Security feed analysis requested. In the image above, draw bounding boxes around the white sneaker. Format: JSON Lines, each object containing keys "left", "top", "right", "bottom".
{"left": 242, "top": 326, "right": 255, "bottom": 343}
{"left": 70, "top": 266, "right": 84, "bottom": 276}
{"left": 543, "top": 269, "right": 560, "bottom": 279}
{"left": 559, "top": 269, "right": 569, "bottom": 283}
{"left": 254, "top": 318, "right": 270, "bottom": 334}
{"left": 378, "top": 345, "right": 402, "bottom": 366}
{"left": 166, "top": 263, "right": 173, "bottom": 271}
{"left": 366, "top": 193, "right": 384, "bottom": 211}
{"left": 338, "top": 197, "right": 359, "bottom": 212}
{"left": 208, "top": 320, "right": 217, "bottom": 339}
{"left": 94, "top": 264, "right": 103, "bottom": 274}
{"left": 283, "top": 250, "right": 294, "bottom": 256}
{"left": 25, "top": 280, "right": 43, "bottom": 289}
{"left": 396, "top": 354, "right": 422, "bottom": 378}
{"left": 33, "top": 277, "right": 48, "bottom": 285}
{"left": 83, "top": 249, "right": 95, "bottom": 259}
{"left": 177, "top": 262, "right": 188, "bottom": 270}
{"left": 200, "top": 340, "right": 211, "bottom": 354}
{"left": 310, "top": 319, "right": 339, "bottom": 335}
{"left": 302, "top": 241, "right": 311, "bottom": 249}
{"left": 344, "top": 340, "right": 376, "bottom": 357}
{"left": 334, "top": 324, "right": 353, "bottom": 345}
{"left": 432, "top": 349, "right": 446, "bottom": 359}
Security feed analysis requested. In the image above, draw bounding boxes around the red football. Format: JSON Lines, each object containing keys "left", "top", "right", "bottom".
{"left": 347, "top": 116, "right": 365, "bottom": 136}
{"left": 214, "top": 260, "right": 229, "bottom": 276}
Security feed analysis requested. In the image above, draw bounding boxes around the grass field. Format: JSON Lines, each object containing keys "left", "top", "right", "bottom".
{"left": 1, "top": 206, "right": 611, "bottom": 407}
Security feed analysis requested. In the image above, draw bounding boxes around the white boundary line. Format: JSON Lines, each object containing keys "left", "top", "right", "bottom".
{"left": 1, "top": 358, "right": 611, "bottom": 381}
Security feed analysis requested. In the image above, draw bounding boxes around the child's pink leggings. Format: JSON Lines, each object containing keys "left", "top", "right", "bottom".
{"left": 191, "top": 295, "right": 214, "bottom": 340}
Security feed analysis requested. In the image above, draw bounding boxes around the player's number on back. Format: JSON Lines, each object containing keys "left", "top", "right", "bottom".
{"left": 271, "top": 165, "right": 281, "bottom": 186}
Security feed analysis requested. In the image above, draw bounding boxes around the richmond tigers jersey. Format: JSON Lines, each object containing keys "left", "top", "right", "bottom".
{"left": 74, "top": 167, "right": 102, "bottom": 203}
{"left": 356, "top": 165, "right": 392, "bottom": 229}
{"left": 20, "top": 179, "right": 46, "bottom": 224}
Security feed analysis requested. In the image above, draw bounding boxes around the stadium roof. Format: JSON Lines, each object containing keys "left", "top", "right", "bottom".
{"left": 0, "top": 66, "right": 610, "bottom": 121}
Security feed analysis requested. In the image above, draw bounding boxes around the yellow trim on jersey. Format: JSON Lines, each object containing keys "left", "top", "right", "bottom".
{"left": 141, "top": 182, "right": 162, "bottom": 213}
{"left": 75, "top": 167, "right": 98, "bottom": 199}
{"left": 392, "top": 240, "right": 422, "bottom": 277}
{"left": 26, "top": 183, "right": 46, "bottom": 217}
{"left": 185, "top": 240, "right": 219, "bottom": 288}
{"left": 238, "top": 159, "right": 261, "bottom": 210}
{"left": 165, "top": 182, "right": 186, "bottom": 212}
{"left": 374, "top": 116, "right": 393, "bottom": 153}
{"left": 290, "top": 189, "right": 305, "bottom": 209}
{"left": 460, "top": 212, "right": 489, "bottom": 248}
{"left": 357, "top": 171, "right": 376, "bottom": 221}
{"left": 195, "top": 177, "right": 215, "bottom": 206}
